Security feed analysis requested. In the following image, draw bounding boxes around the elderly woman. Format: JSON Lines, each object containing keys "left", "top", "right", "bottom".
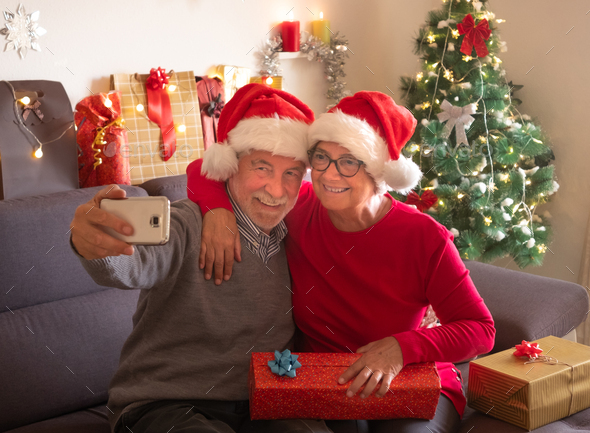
{"left": 186, "top": 91, "right": 495, "bottom": 433}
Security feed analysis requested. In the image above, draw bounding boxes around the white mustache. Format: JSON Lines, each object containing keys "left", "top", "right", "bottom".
{"left": 252, "top": 192, "right": 287, "bottom": 206}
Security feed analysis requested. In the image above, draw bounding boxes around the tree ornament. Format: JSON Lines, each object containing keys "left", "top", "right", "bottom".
{"left": 457, "top": 14, "right": 491, "bottom": 58}
{"left": 405, "top": 190, "right": 438, "bottom": 212}
{"left": 436, "top": 100, "right": 476, "bottom": 146}
{"left": 1, "top": 4, "right": 46, "bottom": 59}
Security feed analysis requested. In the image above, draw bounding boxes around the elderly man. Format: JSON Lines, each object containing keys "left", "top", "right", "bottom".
{"left": 70, "top": 84, "right": 332, "bottom": 433}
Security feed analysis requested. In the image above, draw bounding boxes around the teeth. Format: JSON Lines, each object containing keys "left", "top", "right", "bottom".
{"left": 325, "top": 185, "right": 348, "bottom": 193}
{"left": 257, "top": 198, "right": 281, "bottom": 207}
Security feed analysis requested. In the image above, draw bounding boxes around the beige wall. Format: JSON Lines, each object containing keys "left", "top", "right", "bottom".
{"left": 3, "top": 0, "right": 589, "bottom": 284}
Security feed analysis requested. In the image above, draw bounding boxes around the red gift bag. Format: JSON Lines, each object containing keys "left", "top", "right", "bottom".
{"left": 75, "top": 91, "right": 130, "bottom": 188}
{"left": 249, "top": 352, "right": 441, "bottom": 420}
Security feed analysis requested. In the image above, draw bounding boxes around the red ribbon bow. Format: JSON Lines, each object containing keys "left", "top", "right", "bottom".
{"left": 405, "top": 190, "right": 438, "bottom": 212}
{"left": 145, "top": 67, "right": 175, "bottom": 161}
{"left": 146, "top": 67, "right": 170, "bottom": 90}
{"left": 513, "top": 340, "right": 544, "bottom": 360}
{"left": 457, "top": 14, "right": 492, "bottom": 58}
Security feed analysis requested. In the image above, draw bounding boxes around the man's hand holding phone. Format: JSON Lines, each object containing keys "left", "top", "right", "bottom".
{"left": 70, "top": 185, "right": 135, "bottom": 260}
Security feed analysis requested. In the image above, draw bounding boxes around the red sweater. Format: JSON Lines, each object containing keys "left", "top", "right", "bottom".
{"left": 186, "top": 160, "right": 496, "bottom": 419}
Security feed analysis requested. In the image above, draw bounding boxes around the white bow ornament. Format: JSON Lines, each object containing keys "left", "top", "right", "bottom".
{"left": 437, "top": 100, "right": 476, "bottom": 146}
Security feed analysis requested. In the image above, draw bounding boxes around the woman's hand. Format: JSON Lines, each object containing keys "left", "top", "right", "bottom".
{"left": 199, "top": 208, "right": 241, "bottom": 285}
{"left": 338, "top": 336, "right": 404, "bottom": 398}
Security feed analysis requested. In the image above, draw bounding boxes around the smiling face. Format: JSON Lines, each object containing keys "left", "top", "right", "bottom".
{"left": 228, "top": 150, "right": 306, "bottom": 233}
{"left": 310, "top": 141, "right": 377, "bottom": 212}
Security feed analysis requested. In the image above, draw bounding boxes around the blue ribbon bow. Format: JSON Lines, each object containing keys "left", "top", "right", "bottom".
{"left": 268, "top": 349, "right": 302, "bottom": 378}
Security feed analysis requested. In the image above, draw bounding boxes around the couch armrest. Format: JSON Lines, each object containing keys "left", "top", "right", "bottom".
{"left": 139, "top": 174, "right": 187, "bottom": 203}
{"left": 463, "top": 260, "right": 589, "bottom": 353}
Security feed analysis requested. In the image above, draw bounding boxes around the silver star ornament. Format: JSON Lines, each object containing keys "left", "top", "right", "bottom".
{"left": 1, "top": 3, "right": 47, "bottom": 59}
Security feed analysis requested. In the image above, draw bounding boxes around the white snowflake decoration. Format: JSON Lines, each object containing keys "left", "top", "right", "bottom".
{"left": 1, "top": 4, "right": 46, "bottom": 59}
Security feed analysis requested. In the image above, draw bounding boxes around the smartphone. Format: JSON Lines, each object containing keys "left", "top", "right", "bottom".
{"left": 100, "top": 197, "right": 170, "bottom": 245}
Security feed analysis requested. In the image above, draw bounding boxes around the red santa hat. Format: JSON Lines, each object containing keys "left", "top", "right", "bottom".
{"left": 201, "top": 83, "right": 315, "bottom": 181}
{"left": 308, "top": 91, "right": 422, "bottom": 195}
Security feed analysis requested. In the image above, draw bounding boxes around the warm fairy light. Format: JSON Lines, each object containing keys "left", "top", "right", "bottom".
{"left": 168, "top": 84, "right": 177, "bottom": 92}
{"left": 265, "top": 77, "right": 274, "bottom": 85}
{"left": 525, "top": 180, "right": 531, "bottom": 185}
{"left": 472, "top": 171, "right": 479, "bottom": 175}
{"left": 416, "top": 72, "right": 423, "bottom": 81}
{"left": 432, "top": 62, "right": 439, "bottom": 68}
{"left": 513, "top": 204, "right": 520, "bottom": 213}
{"left": 537, "top": 244, "right": 547, "bottom": 253}
{"left": 20, "top": 96, "right": 31, "bottom": 105}
{"left": 484, "top": 216, "right": 492, "bottom": 225}
{"left": 500, "top": 173, "right": 509, "bottom": 182}
{"left": 104, "top": 97, "right": 112, "bottom": 108}
{"left": 493, "top": 56, "right": 502, "bottom": 64}
{"left": 177, "top": 124, "right": 186, "bottom": 133}
{"left": 438, "top": 173, "right": 442, "bottom": 176}
{"left": 451, "top": 29, "right": 460, "bottom": 38}
{"left": 320, "top": 11, "right": 324, "bottom": 19}
{"left": 540, "top": 193, "right": 544, "bottom": 196}
{"left": 530, "top": 205, "right": 535, "bottom": 209}
{"left": 463, "top": 55, "right": 473, "bottom": 62}
{"left": 443, "top": 69, "right": 454, "bottom": 81}
{"left": 532, "top": 138, "right": 543, "bottom": 144}
{"left": 424, "top": 149, "right": 432, "bottom": 154}
{"left": 136, "top": 103, "right": 144, "bottom": 112}
{"left": 436, "top": 99, "right": 440, "bottom": 104}
{"left": 520, "top": 154, "right": 525, "bottom": 159}
{"left": 427, "top": 33, "right": 436, "bottom": 43}
{"left": 496, "top": 19, "right": 505, "bottom": 23}
{"left": 509, "top": 147, "right": 513, "bottom": 153}
{"left": 514, "top": 163, "right": 518, "bottom": 167}
{"left": 457, "top": 193, "right": 464, "bottom": 198}
{"left": 439, "top": 200, "right": 444, "bottom": 205}
{"left": 34, "top": 147, "right": 43, "bottom": 158}
{"left": 422, "top": 101, "right": 431, "bottom": 109}
{"left": 410, "top": 144, "right": 420, "bottom": 152}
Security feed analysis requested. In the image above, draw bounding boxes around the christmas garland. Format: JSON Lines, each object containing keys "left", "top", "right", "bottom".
{"left": 257, "top": 31, "right": 350, "bottom": 111}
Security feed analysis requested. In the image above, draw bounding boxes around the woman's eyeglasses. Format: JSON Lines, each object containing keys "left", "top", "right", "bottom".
{"left": 307, "top": 150, "right": 364, "bottom": 177}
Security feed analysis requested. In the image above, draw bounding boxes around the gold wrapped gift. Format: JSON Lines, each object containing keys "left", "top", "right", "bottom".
{"left": 468, "top": 335, "right": 590, "bottom": 431}
{"left": 249, "top": 76, "right": 284, "bottom": 90}
{"left": 214, "top": 65, "right": 251, "bottom": 101}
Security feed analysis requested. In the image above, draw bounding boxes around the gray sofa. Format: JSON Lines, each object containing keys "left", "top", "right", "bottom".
{"left": 1, "top": 174, "right": 588, "bottom": 433}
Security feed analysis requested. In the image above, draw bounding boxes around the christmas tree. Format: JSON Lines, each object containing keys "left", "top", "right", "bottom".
{"left": 396, "top": 0, "right": 559, "bottom": 269}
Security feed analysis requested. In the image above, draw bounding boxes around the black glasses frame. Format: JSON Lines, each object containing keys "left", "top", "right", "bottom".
{"left": 307, "top": 149, "right": 365, "bottom": 178}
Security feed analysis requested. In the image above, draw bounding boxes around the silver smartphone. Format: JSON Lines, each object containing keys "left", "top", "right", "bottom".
{"left": 100, "top": 197, "right": 170, "bottom": 245}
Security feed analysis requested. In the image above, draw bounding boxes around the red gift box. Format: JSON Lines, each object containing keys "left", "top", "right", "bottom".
{"left": 249, "top": 352, "right": 441, "bottom": 420}
{"left": 75, "top": 91, "right": 130, "bottom": 188}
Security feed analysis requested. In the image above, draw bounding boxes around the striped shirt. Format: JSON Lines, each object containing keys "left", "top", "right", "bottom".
{"left": 226, "top": 183, "right": 288, "bottom": 264}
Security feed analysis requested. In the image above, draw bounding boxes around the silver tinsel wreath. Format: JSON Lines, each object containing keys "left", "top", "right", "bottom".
{"left": 257, "top": 31, "right": 351, "bottom": 111}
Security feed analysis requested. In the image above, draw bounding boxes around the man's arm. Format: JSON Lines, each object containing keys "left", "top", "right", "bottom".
{"left": 70, "top": 185, "right": 193, "bottom": 290}
{"left": 186, "top": 159, "right": 241, "bottom": 285}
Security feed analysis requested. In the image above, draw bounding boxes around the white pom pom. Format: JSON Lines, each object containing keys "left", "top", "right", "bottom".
{"left": 421, "top": 118, "right": 430, "bottom": 127}
{"left": 536, "top": 226, "right": 546, "bottom": 231}
{"left": 201, "top": 142, "right": 239, "bottom": 181}
{"left": 542, "top": 210, "right": 552, "bottom": 219}
{"left": 448, "top": 42, "right": 455, "bottom": 51}
{"left": 437, "top": 20, "right": 449, "bottom": 28}
{"left": 526, "top": 238, "right": 536, "bottom": 248}
{"left": 460, "top": 82, "right": 472, "bottom": 89}
{"left": 548, "top": 180, "right": 560, "bottom": 195}
{"left": 501, "top": 198, "right": 514, "bottom": 206}
{"left": 450, "top": 228, "right": 460, "bottom": 237}
{"left": 502, "top": 213, "right": 511, "bottom": 221}
{"left": 533, "top": 215, "right": 542, "bottom": 223}
{"left": 495, "top": 231, "right": 506, "bottom": 241}
{"left": 382, "top": 156, "right": 423, "bottom": 195}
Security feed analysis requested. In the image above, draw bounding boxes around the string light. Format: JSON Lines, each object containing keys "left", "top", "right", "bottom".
{"left": 20, "top": 96, "right": 31, "bottom": 105}
{"left": 457, "top": 193, "right": 464, "bottom": 199}
{"left": 177, "top": 124, "right": 186, "bottom": 133}
{"left": 509, "top": 147, "right": 513, "bottom": 153}
{"left": 451, "top": 29, "right": 459, "bottom": 38}
{"left": 427, "top": 34, "right": 436, "bottom": 43}
{"left": 168, "top": 84, "right": 177, "bottom": 92}
{"left": 462, "top": 55, "right": 473, "bottom": 62}
{"left": 496, "top": 19, "right": 505, "bottom": 23}
{"left": 416, "top": 72, "right": 423, "bottom": 81}
{"left": 410, "top": 144, "right": 420, "bottom": 152}
{"left": 472, "top": 171, "right": 479, "bottom": 175}
{"left": 34, "top": 147, "right": 43, "bottom": 158}
{"left": 525, "top": 180, "right": 531, "bottom": 185}
{"left": 537, "top": 244, "right": 547, "bottom": 253}
{"left": 422, "top": 101, "right": 431, "bottom": 110}
{"left": 484, "top": 216, "right": 492, "bottom": 225}
{"left": 265, "top": 77, "right": 274, "bottom": 85}
{"left": 104, "top": 97, "right": 112, "bottom": 108}
{"left": 439, "top": 200, "right": 444, "bottom": 205}
{"left": 432, "top": 62, "right": 439, "bottom": 68}
{"left": 136, "top": 103, "right": 144, "bottom": 112}
{"left": 443, "top": 69, "right": 454, "bottom": 81}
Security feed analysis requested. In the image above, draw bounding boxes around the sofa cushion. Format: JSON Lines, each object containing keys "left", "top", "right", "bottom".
{"left": 0, "top": 288, "right": 138, "bottom": 431}
{"left": 463, "top": 260, "right": 589, "bottom": 353}
{"left": 0, "top": 185, "right": 147, "bottom": 310}
{"left": 4, "top": 404, "right": 110, "bottom": 433}
{"left": 140, "top": 174, "right": 187, "bottom": 202}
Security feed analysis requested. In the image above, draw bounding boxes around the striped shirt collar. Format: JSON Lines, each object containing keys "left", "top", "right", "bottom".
{"left": 226, "top": 183, "right": 288, "bottom": 264}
